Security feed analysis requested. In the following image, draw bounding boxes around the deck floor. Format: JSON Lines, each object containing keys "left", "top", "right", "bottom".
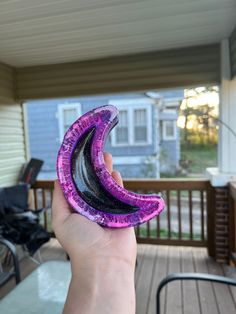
{"left": 1, "top": 239, "right": 236, "bottom": 314}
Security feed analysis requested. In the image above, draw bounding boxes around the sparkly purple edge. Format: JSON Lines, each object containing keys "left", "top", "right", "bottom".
{"left": 57, "top": 105, "right": 165, "bottom": 228}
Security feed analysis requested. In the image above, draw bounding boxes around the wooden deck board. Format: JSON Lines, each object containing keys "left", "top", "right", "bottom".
{"left": 206, "top": 257, "right": 236, "bottom": 314}
{"left": 147, "top": 246, "right": 169, "bottom": 314}
{"left": 181, "top": 247, "right": 201, "bottom": 314}
{"left": 1, "top": 240, "right": 236, "bottom": 314}
{"left": 192, "top": 249, "right": 219, "bottom": 314}
{"left": 135, "top": 243, "right": 147, "bottom": 286}
{"left": 165, "top": 246, "right": 182, "bottom": 314}
{"left": 222, "top": 264, "right": 236, "bottom": 306}
{"left": 136, "top": 245, "right": 157, "bottom": 314}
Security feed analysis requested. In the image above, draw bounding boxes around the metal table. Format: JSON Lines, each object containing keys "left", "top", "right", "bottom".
{"left": 0, "top": 261, "right": 71, "bottom": 314}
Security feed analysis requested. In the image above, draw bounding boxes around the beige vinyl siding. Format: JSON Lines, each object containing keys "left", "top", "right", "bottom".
{"left": 16, "top": 44, "right": 220, "bottom": 100}
{"left": 0, "top": 62, "right": 26, "bottom": 187}
{"left": 230, "top": 26, "right": 236, "bottom": 78}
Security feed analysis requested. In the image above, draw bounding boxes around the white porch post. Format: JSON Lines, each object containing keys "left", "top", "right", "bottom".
{"left": 206, "top": 39, "right": 236, "bottom": 262}
{"left": 207, "top": 39, "right": 236, "bottom": 186}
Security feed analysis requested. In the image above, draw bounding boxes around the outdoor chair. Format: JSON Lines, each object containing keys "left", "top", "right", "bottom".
{"left": 0, "top": 183, "right": 50, "bottom": 263}
{"left": 18, "top": 158, "right": 44, "bottom": 186}
{"left": 156, "top": 272, "right": 236, "bottom": 314}
{"left": 0, "top": 237, "right": 21, "bottom": 287}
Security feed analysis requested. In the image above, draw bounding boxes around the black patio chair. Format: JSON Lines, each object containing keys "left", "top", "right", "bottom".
{"left": 0, "top": 184, "right": 50, "bottom": 260}
{"left": 18, "top": 158, "right": 43, "bottom": 186}
{"left": 0, "top": 237, "right": 21, "bottom": 287}
{"left": 156, "top": 272, "right": 236, "bottom": 314}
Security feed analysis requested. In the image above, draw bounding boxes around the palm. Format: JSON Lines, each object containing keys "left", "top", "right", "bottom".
{"left": 52, "top": 153, "right": 137, "bottom": 267}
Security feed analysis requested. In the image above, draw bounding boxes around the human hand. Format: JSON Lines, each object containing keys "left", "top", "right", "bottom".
{"left": 52, "top": 152, "right": 136, "bottom": 314}
{"left": 52, "top": 152, "right": 137, "bottom": 268}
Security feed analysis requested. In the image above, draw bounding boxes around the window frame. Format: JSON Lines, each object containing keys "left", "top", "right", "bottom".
{"left": 58, "top": 103, "right": 81, "bottom": 142}
{"left": 162, "top": 120, "right": 177, "bottom": 141}
{"left": 133, "top": 107, "right": 149, "bottom": 144}
{"left": 114, "top": 109, "right": 129, "bottom": 145}
{"left": 109, "top": 99, "right": 153, "bottom": 147}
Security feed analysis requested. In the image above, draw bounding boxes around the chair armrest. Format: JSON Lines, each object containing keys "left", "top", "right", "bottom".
{"left": 0, "top": 237, "right": 21, "bottom": 284}
{"left": 156, "top": 272, "right": 236, "bottom": 314}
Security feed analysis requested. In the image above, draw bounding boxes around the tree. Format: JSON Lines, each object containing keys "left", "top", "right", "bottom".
{"left": 178, "top": 86, "right": 219, "bottom": 145}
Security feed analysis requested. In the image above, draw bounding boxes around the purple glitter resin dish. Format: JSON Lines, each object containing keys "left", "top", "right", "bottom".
{"left": 57, "top": 105, "right": 165, "bottom": 228}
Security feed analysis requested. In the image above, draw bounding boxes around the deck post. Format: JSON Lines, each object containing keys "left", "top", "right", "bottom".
{"left": 206, "top": 39, "right": 236, "bottom": 264}
{"left": 207, "top": 182, "right": 216, "bottom": 258}
{"left": 229, "top": 183, "right": 236, "bottom": 265}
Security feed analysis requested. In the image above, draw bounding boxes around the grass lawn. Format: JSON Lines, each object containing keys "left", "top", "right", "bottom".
{"left": 181, "top": 144, "right": 217, "bottom": 175}
{"left": 138, "top": 227, "right": 201, "bottom": 240}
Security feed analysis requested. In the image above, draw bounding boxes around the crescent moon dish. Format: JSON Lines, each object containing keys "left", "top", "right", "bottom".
{"left": 57, "top": 105, "right": 165, "bottom": 228}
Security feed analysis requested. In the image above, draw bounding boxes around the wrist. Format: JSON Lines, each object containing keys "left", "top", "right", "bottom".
{"left": 67, "top": 256, "right": 135, "bottom": 314}
{"left": 71, "top": 252, "right": 135, "bottom": 275}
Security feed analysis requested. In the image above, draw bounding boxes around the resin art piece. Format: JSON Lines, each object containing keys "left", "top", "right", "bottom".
{"left": 57, "top": 105, "right": 165, "bottom": 228}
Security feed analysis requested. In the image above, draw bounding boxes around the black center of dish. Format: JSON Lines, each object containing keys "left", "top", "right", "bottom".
{"left": 72, "top": 128, "right": 138, "bottom": 215}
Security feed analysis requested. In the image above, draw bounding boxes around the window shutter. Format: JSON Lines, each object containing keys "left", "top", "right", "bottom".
{"left": 0, "top": 63, "right": 26, "bottom": 187}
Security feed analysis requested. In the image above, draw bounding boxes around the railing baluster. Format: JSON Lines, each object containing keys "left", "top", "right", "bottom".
{"left": 136, "top": 225, "right": 140, "bottom": 237}
{"left": 189, "top": 190, "right": 193, "bottom": 240}
{"left": 156, "top": 214, "right": 160, "bottom": 238}
{"left": 166, "top": 190, "right": 171, "bottom": 239}
{"left": 177, "top": 190, "right": 182, "bottom": 240}
{"left": 33, "top": 189, "right": 38, "bottom": 209}
{"left": 200, "top": 190, "right": 204, "bottom": 241}
{"left": 32, "top": 179, "right": 209, "bottom": 247}
{"left": 50, "top": 189, "right": 53, "bottom": 205}
{"left": 42, "top": 189, "right": 48, "bottom": 230}
{"left": 147, "top": 220, "right": 150, "bottom": 238}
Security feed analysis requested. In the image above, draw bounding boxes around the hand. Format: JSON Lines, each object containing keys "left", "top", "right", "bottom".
{"left": 52, "top": 152, "right": 137, "bottom": 314}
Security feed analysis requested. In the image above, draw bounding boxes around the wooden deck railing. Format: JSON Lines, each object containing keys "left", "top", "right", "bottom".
{"left": 229, "top": 182, "right": 236, "bottom": 265}
{"left": 32, "top": 179, "right": 213, "bottom": 248}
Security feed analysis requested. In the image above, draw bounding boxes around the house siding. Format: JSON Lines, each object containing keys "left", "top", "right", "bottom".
{"left": 0, "top": 63, "right": 26, "bottom": 187}
{"left": 114, "top": 163, "right": 158, "bottom": 178}
{"left": 27, "top": 100, "right": 62, "bottom": 173}
{"left": 160, "top": 138, "right": 180, "bottom": 174}
{"left": 17, "top": 44, "right": 220, "bottom": 100}
{"left": 159, "top": 104, "right": 180, "bottom": 174}
{"left": 27, "top": 94, "right": 155, "bottom": 174}
{"left": 27, "top": 92, "right": 180, "bottom": 178}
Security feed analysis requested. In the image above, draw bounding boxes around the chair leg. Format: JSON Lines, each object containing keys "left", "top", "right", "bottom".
{"left": 0, "top": 238, "right": 21, "bottom": 285}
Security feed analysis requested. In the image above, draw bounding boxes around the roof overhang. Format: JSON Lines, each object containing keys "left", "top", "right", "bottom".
{"left": 0, "top": 0, "right": 236, "bottom": 67}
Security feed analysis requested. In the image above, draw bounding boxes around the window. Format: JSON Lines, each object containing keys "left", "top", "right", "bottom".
{"left": 116, "top": 110, "right": 129, "bottom": 144}
{"left": 162, "top": 120, "right": 177, "bottom": 140}
{"left": 134, "top": 109, "right": 147, "bottom": 143}
{"left": 109, "top": 99, "right": 153, "bottom": 146}
{"left": 58, "top": 103, "right": 81, "bottom": 141}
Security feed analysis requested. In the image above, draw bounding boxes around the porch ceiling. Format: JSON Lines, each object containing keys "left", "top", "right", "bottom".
{"left": 0, "top": 0, "right": 236, "bottom": 67}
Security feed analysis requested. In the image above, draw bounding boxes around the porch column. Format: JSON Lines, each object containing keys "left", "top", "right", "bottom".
{"left": 206, "top": 39, "right": 236, "bottom": 263}
{"left": 218, "top": 39, "right": 236, "bottom": 176}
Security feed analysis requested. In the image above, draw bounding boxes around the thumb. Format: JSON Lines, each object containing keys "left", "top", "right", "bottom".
{"left": 52, "top": 180, "right": 71, "bottom": 224}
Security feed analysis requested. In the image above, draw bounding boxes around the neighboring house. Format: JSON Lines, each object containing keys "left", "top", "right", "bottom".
{"left": 26, "top": 90, "right": 183, "bottom": 179}
{"left": 158, "top": 91, "right": 183, "bottom": 175}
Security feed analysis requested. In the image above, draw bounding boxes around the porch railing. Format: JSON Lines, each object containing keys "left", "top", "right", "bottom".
{"left": 229, "top": 182, "right": 236, "bottom": 265}
{"left": 32, "top": 179, "right": 213, "bottom": 249}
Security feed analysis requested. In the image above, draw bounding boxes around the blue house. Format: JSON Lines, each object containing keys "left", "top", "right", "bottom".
{"left": 26, "top": 90, "right": 183, "bottom": 178}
